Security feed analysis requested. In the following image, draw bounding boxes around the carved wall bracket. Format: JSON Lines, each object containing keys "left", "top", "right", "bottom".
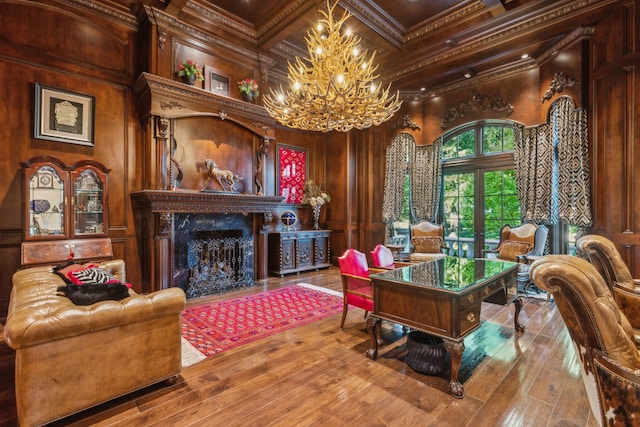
{"left": 542, "top": 71, "right": 578, "bottom": 103}
{"left": 391, "top": 114, "right": 421, "bottom": 131}
{"left": 440, "top": 91, "right": 514, "bottom": 129}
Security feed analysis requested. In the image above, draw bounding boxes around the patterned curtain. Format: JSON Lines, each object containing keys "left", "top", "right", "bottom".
{"left": 554, "top": 97, "right": 592, "bottom": 228}
{"left": 514, "top": 124, "right": 554, "bottom": 223}
{"left": 514, "top": 96, "right": 592, "bottom": 230}
{"left": 411, "top": 137, "right": 443, "bottom": 222}
{"left": 382, "top": 133, "right": 415, "bottom": 242}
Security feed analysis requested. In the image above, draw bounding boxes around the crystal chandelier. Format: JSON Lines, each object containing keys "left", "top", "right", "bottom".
{"left": 263, "top": 0, "right": 402, "bottom": 133}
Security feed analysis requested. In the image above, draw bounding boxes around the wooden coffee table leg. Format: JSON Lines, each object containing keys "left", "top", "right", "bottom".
{"left": 444, "top": 339, "right": 465, "bottom": 398}
{"left": 513, "top": 296, "right": 525, "bottom": 333}
{"left": 366, "top": 315, "right": 381, "bottom": 359}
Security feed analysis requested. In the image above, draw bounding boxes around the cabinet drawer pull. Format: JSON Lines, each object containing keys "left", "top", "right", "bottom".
{"left": 466, "top": 312, "right": 475, "bottom": 323}
{"left": 467, "top": 294, "right": 474, "bottom": 303}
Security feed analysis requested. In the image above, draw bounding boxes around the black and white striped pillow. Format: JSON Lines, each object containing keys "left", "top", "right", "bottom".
{"left": 68, "top": 267, "right": 119, "bottom": 285}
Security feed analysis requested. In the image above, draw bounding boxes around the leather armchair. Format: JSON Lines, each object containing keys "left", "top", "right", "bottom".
{"left": 482, "top": 222, "right": 548, "bottom": 293}
{"left": 408, "top": 220, "right": 448, "bottom": 262}
{"left": 577, "top": 234, "right": 640, "bottom": 341}
{"left": 530, "top": 255, "right": 640, "bottom": 426}
{"left": 370, "top": 244, "right": 414, "bottom": 269}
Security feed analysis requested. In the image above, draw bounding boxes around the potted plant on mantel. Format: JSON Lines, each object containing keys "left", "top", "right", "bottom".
{"left": 238, "top": 78, "right": 259, "bottom": 102}
{"left": 177, "top": 60, "right": 204, "bottom": 85}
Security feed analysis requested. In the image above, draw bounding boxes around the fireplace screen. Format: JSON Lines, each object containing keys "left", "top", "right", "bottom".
{"left": 187, "top": 233, "right": 254, "bottom": 298}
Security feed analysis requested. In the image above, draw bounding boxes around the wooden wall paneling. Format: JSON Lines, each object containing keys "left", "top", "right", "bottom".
{"left": 623, "top": 65, "right": 636, "bottom": 234}
{"left": 590, "top": 74, "right": 609, "bottom": 235}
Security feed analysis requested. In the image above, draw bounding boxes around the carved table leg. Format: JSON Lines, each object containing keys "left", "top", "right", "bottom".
{"left": 513, "top": 296, "right": 525, "bottom": 333}
{"left": 444, "top": 339, "right": 465, "bottom": 399}
{"left": 366, "top": 315, "right": 381, "bottom": 359}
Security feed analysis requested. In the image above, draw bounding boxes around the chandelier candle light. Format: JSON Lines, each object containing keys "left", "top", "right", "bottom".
{"left": 303, "top": 180, "right": 331, "bottom": 230}
{"left": 263, "top": 0, "right": 402, "bottom": 132}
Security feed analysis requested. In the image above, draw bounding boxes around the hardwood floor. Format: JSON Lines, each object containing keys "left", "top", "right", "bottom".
{"left": 4, "top": 267, "right": 596, "bottom": 427}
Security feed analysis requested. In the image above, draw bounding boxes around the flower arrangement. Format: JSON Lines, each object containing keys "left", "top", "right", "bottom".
{"left": 302, "top": 180, "right": 331, "bottom": 207}
{"left": 238, "top": 78, "right": 259, "bottom": 98}
{"left": 177, "top": 59, "right": 204, "bottom": 81}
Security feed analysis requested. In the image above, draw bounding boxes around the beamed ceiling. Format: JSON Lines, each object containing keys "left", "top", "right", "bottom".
{"left": 118, "top": 0, "right": 614, "bottom": 95}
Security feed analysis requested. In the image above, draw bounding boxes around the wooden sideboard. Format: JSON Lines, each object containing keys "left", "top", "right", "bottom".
{"left": 268, "top": 230, "right": 331, "bottom": 276}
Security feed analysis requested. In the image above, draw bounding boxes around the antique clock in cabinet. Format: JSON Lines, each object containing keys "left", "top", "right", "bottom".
{"left": 22, "top": 155, "right": 109, "bottom": 240}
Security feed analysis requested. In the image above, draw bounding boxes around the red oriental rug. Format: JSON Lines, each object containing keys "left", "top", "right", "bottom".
{"left": 181, "top": 284, "right": 343, "bottom": 362}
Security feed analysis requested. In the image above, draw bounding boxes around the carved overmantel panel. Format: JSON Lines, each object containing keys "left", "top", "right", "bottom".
{"left": 134, "top": 72, "right": 276, "bottom": 138}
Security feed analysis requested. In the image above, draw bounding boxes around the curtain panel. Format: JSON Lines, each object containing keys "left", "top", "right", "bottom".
{"left": 513, "top": 96, "right": 592, "bottom": 228}
{"left": 382, "top": 133, "right": 414, "bottom": 242}
{"left": 411, "top": 137, "right": 443, "bottom": 222}
{"left": 514, "top": 123, "right": 553, "bottom": 223}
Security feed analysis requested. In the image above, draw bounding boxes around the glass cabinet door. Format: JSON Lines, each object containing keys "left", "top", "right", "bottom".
{"left": 27, "top": 165, "right": 67, "bottom": 238}
{"left": 23, "top": 156, "right": 109, "bottom": 240}
{"left": 71, "top": 164, "right": 108, "bottom": 237}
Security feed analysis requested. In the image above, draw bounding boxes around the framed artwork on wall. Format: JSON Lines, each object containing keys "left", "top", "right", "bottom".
{"left": 204, "top": 66, "right": 230, "bottom": 96}
{"left": 277, "top": 144, "right": 307, "bottom": 204}
{"left": 34, "top": 83, "right": 95, "bottom": 146}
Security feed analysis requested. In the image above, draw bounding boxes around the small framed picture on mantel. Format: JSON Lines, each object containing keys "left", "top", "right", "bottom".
{"left": 34, "top": 83, "right": 95, "bottom": 146}
{"left": 204, "top": 66, "right": 230, "bottom": 96}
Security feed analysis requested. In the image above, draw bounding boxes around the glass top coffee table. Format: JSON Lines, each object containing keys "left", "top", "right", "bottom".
{"left": 368, "top": 256, "right": 524, "bottom": 398}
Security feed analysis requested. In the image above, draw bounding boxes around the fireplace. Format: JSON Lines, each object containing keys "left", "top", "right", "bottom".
{"left": 131, "top": 190, "right": 284, "bottom": 295}
{"left": 173, "top": 213, "right": 254, "bottom": 298}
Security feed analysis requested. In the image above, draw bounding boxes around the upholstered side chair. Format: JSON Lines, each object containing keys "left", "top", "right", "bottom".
{"left": 409, "top": 220, "right": 448, "bottom": 262}
{"left": 577, "top": 234, "right": 640, "bottom": 342}
{"left": 370, "top": 244, "right": 414, "bottom": 269}
{"left": 338, "top": 249, "right": 378, "bottom": 330}
{"left": 482, "top": 222, "right": 548, "bottom": 293}
{"left": 530, "top": 255, "right": 640, "bottom": 426}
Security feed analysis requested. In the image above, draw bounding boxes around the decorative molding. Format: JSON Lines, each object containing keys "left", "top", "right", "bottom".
{"left": 134, "top": 73, "right": 275, "bottom": 142}
{"left": 157, "top": 213, "right": 173, "bottom": 237}
{"left": 440, "top": 91, "right": 514, "bottom": 129}
{"left": 391, "top": 114, "right": 421, "bottom": 131}
{"left": 131, "top": 190, "right": 285, "bottom": 215}
{"left": 63, "top": 0, "right": 139, "bottom": 28}
{"left": 542, "top": 71, "right": 579, "bottom": 103}
{"left": 536, "top": 27, "right": 595, "bottom": 65}
{"left": 384, "top": 0, "right": 616, "bottom": 84}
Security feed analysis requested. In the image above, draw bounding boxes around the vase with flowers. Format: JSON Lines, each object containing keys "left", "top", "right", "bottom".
{"left": 302, "top": 180, "right": 331, "bottom": 230}
{"left": 238, "top": 78, "right": 259, "bottom": 102}
{"left": 177, "top": 60, "right": 204, "bottom": 85}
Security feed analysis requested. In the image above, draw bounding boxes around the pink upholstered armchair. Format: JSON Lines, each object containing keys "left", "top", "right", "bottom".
{"left": 338, "top": 249, "right": 376, "bottom": 330}
{"left": 370, "top": 244, "right": 414, "bottom": 269}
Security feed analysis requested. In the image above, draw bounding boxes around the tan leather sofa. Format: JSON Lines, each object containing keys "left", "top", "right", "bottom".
{"left": 4, "top": 259, "right": 186, "bottom": 427}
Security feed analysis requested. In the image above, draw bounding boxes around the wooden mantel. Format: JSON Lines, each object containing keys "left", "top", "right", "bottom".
{"left": 133, "top": 72, "right": 276, "bottom": 142}
{"left": 131, "top": 190, "right": 284, "bottom": 214}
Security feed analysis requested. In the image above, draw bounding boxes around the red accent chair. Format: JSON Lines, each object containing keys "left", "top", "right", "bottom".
{"left": 370, "top": 244, "right": 414, "bottom": 269}
{"left": 338, "top": 249, "right": 376, "bottom": 330}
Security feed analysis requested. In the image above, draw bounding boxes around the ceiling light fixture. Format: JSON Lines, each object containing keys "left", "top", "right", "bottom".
{"left": 263, "top": 0, "right": 402, "bottom": 133}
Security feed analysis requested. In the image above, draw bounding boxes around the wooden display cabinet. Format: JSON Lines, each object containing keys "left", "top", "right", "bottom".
{"left": 22, "top": 156, "right": 109, "bottom": 240}
{"left": 268, "top": 230, "right": 331, "bottom": 276}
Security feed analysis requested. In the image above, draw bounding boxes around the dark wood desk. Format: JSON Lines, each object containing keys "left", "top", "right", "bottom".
{"left": 367, "top": 257, "right": 523, "bottom": 398}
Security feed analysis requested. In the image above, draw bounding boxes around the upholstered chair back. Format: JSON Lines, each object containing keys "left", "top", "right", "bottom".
{"left": 410, "top": 220, "right": 445, "bottom": 254}
{"left": 531, "top": 255, "right": 640, "bottom": 425}
{"left": 370, "top": 244, "right": 395, "bottom": 269}
{"left": 577, "top": 234, "right": 634, "bottom": 292}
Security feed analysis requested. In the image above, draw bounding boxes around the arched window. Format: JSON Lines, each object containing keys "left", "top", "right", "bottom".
{"left": 441, "top": 120, "right": 520, "bottom": 258}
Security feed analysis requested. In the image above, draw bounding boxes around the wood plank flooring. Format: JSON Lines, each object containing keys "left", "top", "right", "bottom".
{"left": 2, "top": 267, "right": 597, "bottom": 427}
